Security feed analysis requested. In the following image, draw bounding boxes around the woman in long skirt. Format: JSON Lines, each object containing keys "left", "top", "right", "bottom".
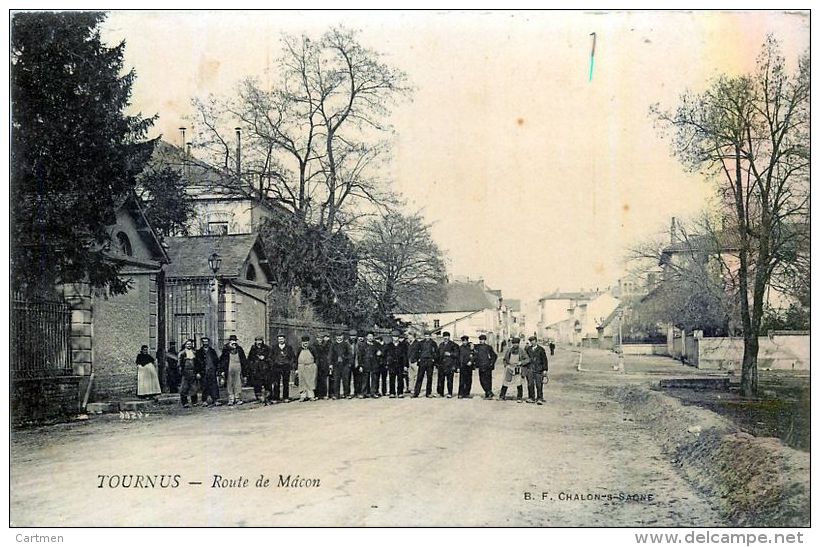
{"left": 136, "top": 345, "right": 162, "bottom": 398}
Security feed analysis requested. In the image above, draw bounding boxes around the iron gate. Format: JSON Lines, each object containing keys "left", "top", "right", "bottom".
{"left": 11, "top": 292, "right": 72, "bottom": 378}
{"left": 165, "top": 279, "right": 219, "bottom": 348}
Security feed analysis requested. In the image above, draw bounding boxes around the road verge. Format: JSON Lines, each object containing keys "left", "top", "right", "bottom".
{"left": 606, "top": 384, "right": 809, "bottom": 527}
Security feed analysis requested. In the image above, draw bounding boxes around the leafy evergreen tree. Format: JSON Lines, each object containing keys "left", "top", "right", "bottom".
{"left": 11, "top": 12, "right": 156, "bottom": 295}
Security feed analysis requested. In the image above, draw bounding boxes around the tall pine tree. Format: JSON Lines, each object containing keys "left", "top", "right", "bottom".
{"left": 11, "top": 12, "right": 156, "bottom": 295}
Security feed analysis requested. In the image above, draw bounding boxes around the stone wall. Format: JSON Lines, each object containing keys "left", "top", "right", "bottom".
{"left": 90, "top": 274, "right": 156, "bottom": 400}
{"left": 697, "top": 334, "right": 809, "bottom": 371}
{"left": 11, "top": 376, "right": 83, "bottom": 425}
{"left": 622, "top": 343, "right": 668, "bottom": 356}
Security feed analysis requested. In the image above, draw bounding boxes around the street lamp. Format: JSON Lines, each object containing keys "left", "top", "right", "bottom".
{"left": 617, "top": 308, "right": 625, "bottom": 374}
{"left": 207, "top": 252, "right": 221, "bottom": 346}
{"left": 208, "top": 252, "right": 222, "bottom": 276}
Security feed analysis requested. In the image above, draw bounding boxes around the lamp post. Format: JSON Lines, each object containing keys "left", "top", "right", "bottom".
{"left": 617, "top": 308, "right": 625, "bottom": 374}
{"left": 208, "top": 252, "right": 221, "bottom": 346}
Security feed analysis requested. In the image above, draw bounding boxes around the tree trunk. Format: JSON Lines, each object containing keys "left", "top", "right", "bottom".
{"left": 740, "top": 330, "right": 759, "bottom": 397}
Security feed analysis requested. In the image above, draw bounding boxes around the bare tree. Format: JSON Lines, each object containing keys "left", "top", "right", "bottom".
{"left": 358, "top": 211, "right": 447, "bottom": 324}
{"left": 190, "top": 26, "right": 409, "bottom": 232}
{"left": 627, "top": 222, "right": 738, "bottom": 337}
{"left": 652, "top": 36, "right": 809, "bottom": 396}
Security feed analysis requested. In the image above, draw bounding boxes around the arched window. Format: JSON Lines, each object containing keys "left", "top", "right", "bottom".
{"left": 116, "top": 232, "right": 133, "bottom": 257}
{"left": 246, "top": 264, "right": 257, "bottom": 281}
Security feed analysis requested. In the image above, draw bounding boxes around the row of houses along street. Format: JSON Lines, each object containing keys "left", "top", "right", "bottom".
{"left": 11, "top": 134, "right": 533, "bottom": 422}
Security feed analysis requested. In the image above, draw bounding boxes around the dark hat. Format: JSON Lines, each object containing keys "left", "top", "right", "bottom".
{"left": 460, "top": 335, "right": 469, "bottom": 341}
{"left": 511, "top": 337, "right": 521, "bottom": 344}
{"left": 255, "top": 335, "right": 264, "bottom": 341}
{"left": 528, "top": 336, "right": 538, "bottom": 342}
{"left": 228, "top": 335, "right": 238, "bottom": 341}
{"left": 276, "top": 333, "right": 286, "bottom": 338}
{"left": 479, "top": 334, "right": 487, "bottom": 340}
{"left": 301, "top": 335, "right": 311, "bottom": 342}
{"left": 442, "top": 331, "right": 451, "bottom": 337}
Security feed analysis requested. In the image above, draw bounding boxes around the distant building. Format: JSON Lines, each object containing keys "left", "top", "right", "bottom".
{"left": 151, "top": 139, "right": 284, "bottom": 236}
{"left": 505, "top": 298, "right": 525, "bottom": 337}
{"left": 395, "top": 279, "right": 508, "bottom": 348}
{"left": 537, "top": 289, "right": 620, "bottom": 346}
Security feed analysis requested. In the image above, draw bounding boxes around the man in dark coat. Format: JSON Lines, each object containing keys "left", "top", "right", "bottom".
{"left": 196, "top": 336, "right": 222, "bottom": 406}
{"left": 329, "top": 333, "right": 353, "bottom": 399}
{"left": 526, "top": 336, "right": 549, "bottom": 405}
{"left": 165, "top": 341, "right": 180, "bottom": 393}
{"left": 315, "top": 333, "right": 332, "bottom": 400}
{"left": 375, "top": 336, "right": 389, "bottom": 396}
{"left": 436, "top": 331, "right": 459, "bottom": 398}
{"left": 396, "top": 332, "right": 410, "bottom": 394}
{"left": 473, "top": 334, "right": 498, "bottom": 399}
{"left": 357, "top": 332, "right": 379, "bottom": 398}
{"left": 271, "top": 333, "right": 296, "bottom": 403}
{"left": 412, "top": 332, "right": 438, "bottom": 398}
{"left": 457, "top": 335, "right": 475, "bottom": 399}
{"left": 548, "top": 340, "right": 556, "bottom": 356}
{"left": 347, "top": 330, "right": 360, "bottom": 397}
{"left": 246, "top": 336, "right": 273, "bottom": 403}
{"left": 385, "top": 332, "right": 405, "bottom": 398}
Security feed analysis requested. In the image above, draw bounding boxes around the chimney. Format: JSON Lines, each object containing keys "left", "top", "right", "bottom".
{"left": 179, "top": 127, "right": 188, "bottom": 178}
{"left": 670, "top": 217, "right": 677, "bottom": 244}
{"left": 235, "top": 127, "right": 242, "bottom": 178}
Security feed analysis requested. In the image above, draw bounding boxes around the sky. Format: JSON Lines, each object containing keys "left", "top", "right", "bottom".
{"left": 101, "top": 10, "right": 809, "bottom": 307}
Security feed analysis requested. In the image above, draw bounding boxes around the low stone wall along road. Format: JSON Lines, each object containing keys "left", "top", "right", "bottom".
{"left": 11, "top": 349, "right": 727, "bottom": 526}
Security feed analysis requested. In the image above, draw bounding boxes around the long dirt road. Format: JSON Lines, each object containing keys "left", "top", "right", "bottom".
{"left": 10, "top": 349, "right": 726, "bottom": 526}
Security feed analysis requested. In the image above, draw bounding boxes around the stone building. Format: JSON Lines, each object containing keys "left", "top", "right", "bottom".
{"left": 163, "top": 233, "right": 274, "bottom": 350}
{"left": 64, "top": 194, "right": 170, "bottom": 401}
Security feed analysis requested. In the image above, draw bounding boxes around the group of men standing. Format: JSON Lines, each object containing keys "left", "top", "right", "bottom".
{"left": 164, "top": 329, "right": 550, "bottom": 407}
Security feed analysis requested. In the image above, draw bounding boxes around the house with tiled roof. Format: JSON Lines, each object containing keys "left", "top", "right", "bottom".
{"left": 53, "top": 193, "right": 172, "bottom": 402}
{"left": 151, "top": 138, "right": 286, "bottom": 236}
{"left": 395, "top": 279, "right": 505, "bottom": 348}
{"left": 163, "top": 234, "right": 274, "bottom": 350}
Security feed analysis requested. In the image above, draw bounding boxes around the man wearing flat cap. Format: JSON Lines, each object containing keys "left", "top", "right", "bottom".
{"left": 526, "top": 336, "right": 548, "bottom": 404}
{"left": 437, "top": 331, "right": 459, "bottom": 398}
{"left": 247, "top": 336, "right": 273, "bottom": 403}
{"left": 196, "top": 336, "right": 221, "bottom": 407}
{"left": 412, "top": 331, "right": 438, "bottom": 398}
{"left": 457, "top": 335, "right": 475, "bottom": 398}
{"left": 347, "top": 329, "right": 360, "bottom": 398}
{"left": 396, "top": 331, "right": 410, "bottom": 394}
{"left": 219, "top": 334, "right": 247, "bottom": 406}
{"left": 296, "top": 335, "right": 319, "bottom": 401}
{"left": 386, "top": 331, "right": 405, "bottom": 398}
{"left": 315, "top": 333, "right": 332, "bottom": 400}
{"left": 271, "top": 333, "right": 296, "bottom": 403}
{"left": 500, "top": 337, "right": 529, "bottom": 402}
{"left": 329, "top": 332, "right": 352, "bottom": 399}
{"left": 473, "top": 334, "right": 498, "bottom": 399}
